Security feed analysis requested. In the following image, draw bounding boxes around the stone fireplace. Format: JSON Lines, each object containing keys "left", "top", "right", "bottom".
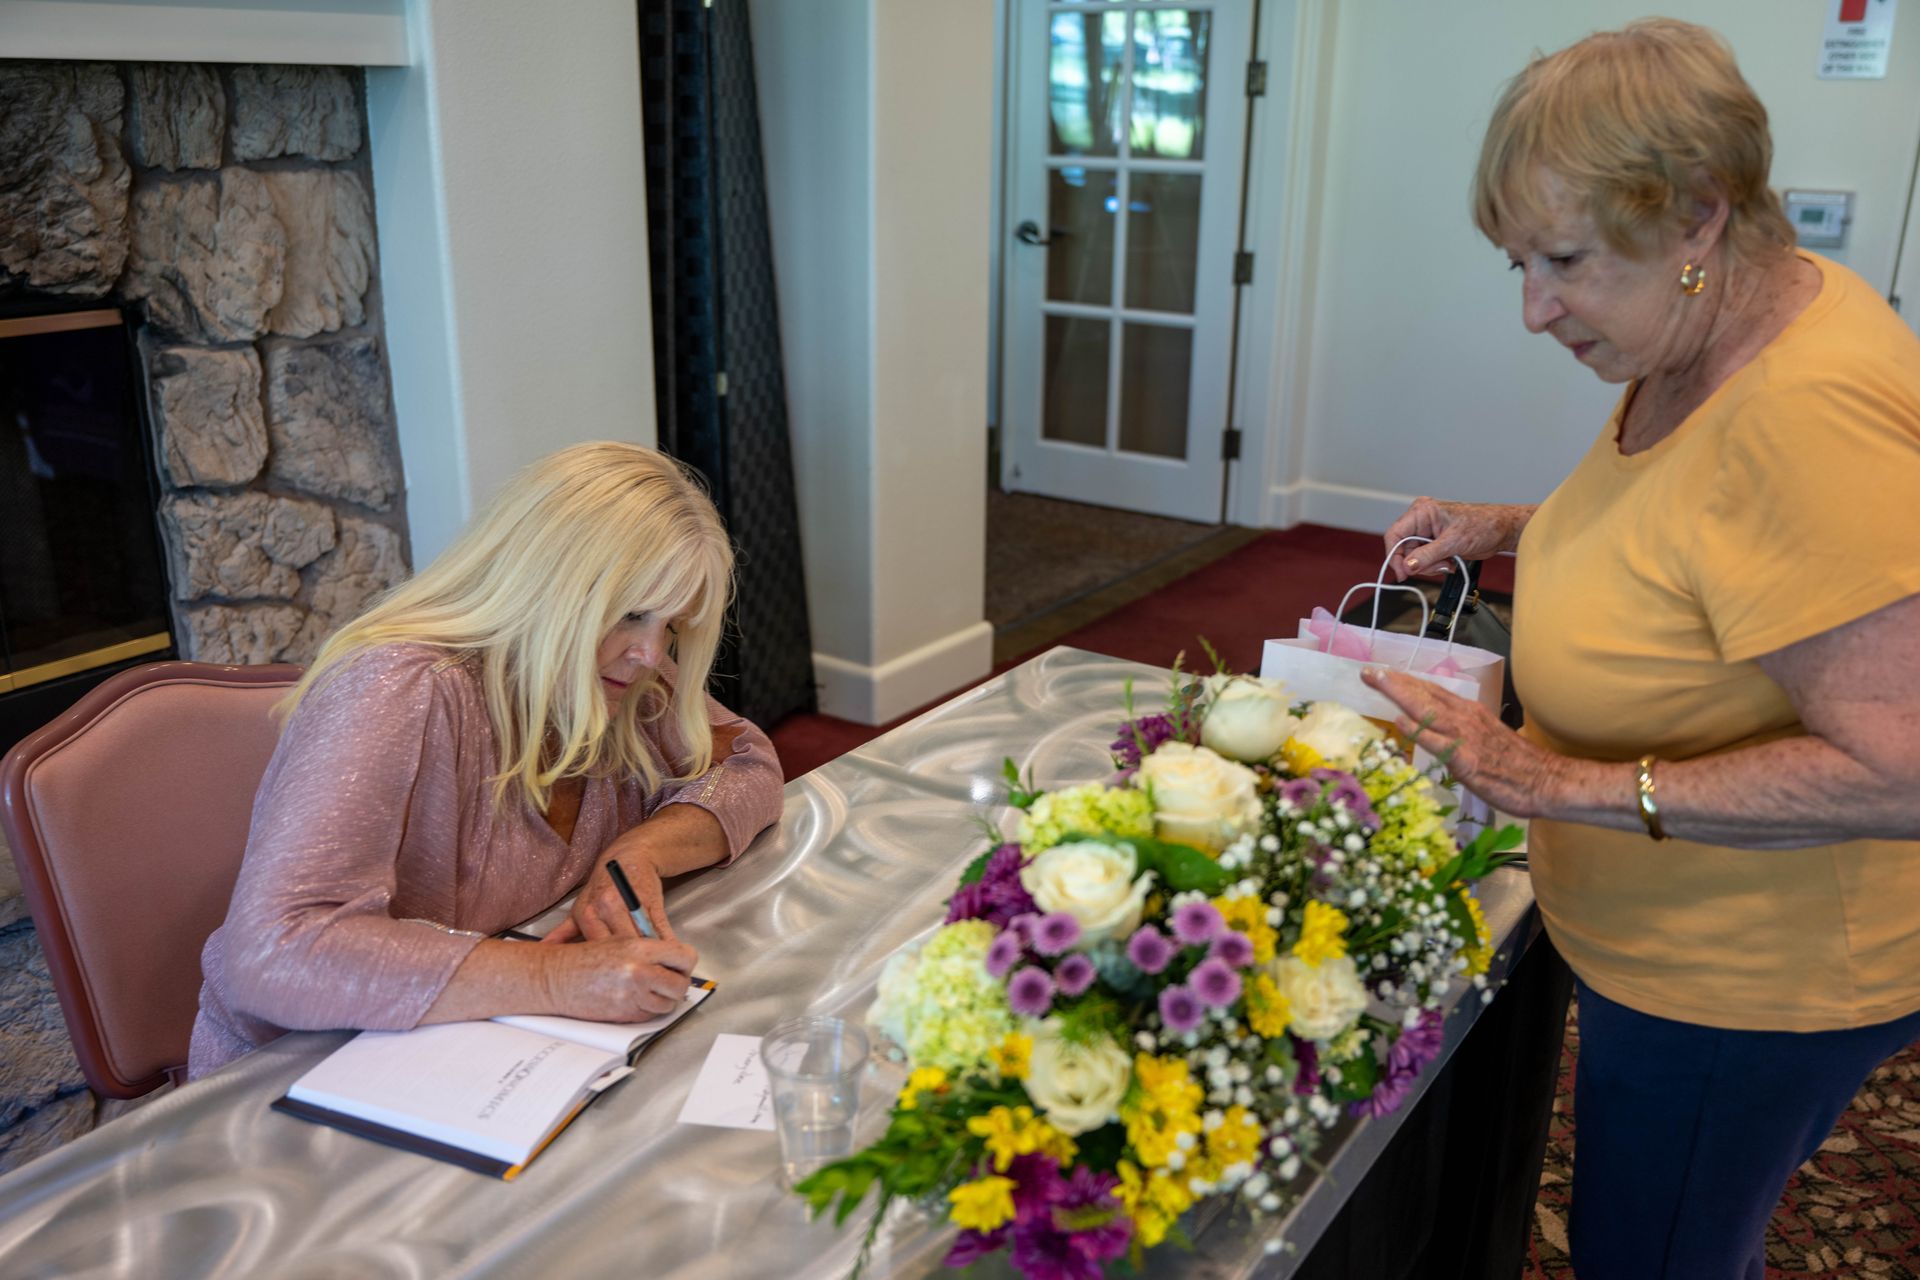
{"left": 2, "top": 61, "right": 410, "bottom": 676}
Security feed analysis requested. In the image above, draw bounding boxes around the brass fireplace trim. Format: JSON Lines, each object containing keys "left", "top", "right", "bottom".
{"left": 0, "top": 634, "right": 173, "bottom": 694}
{"left": 0, "top": 310, "right": 123, "bottom": 341}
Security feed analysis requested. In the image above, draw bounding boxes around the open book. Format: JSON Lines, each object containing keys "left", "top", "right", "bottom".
{"left": 273, "top": 894, "right": 713, "bottom": 1179}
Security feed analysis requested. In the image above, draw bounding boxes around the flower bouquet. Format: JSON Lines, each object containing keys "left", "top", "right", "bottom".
{"left": 793, "top": 658, "right": 1521, "bottom": 1278}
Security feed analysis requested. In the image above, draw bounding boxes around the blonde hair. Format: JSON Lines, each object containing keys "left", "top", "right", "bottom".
{"left": 288, "top": 442, "right": 735, "bottom": 810}
{"left": 1472, "top": 18, "right": 1795, "bottom": 262}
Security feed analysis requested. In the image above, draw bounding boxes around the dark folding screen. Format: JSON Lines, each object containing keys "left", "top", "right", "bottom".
{"left": 639, "top": 0, "right": 816, "bottom": 730}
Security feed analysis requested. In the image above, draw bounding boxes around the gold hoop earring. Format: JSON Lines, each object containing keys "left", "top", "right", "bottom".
{"left": 1679, "top": 262, "right": 1707, "bottom": 296}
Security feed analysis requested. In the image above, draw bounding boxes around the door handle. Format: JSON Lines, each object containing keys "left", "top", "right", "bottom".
{"left": 1015, "top": 220, "right": 1068, "bottom": 246}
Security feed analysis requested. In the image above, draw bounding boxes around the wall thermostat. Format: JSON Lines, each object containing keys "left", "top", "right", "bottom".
{"left": 1783, "top": 189, "right": 1853, "bottom": 249}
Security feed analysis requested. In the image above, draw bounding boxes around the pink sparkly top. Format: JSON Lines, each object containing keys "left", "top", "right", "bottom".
{"left": 187, "top": 643, "right": 784, "bottom": 1078}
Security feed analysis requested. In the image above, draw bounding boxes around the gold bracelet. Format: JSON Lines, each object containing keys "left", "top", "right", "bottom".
{"left": 1634, "top": 755, "right": 1668, "bottom": 841}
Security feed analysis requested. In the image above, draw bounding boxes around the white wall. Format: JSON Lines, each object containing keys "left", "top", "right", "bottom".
{"left": 369, "top": 0, "right": 657, "bottom": 564}
{"left": 1251, "top": 1, "right": 1920, "bottom": 533}
{"left": 754, "top": 0, "right": 994, "bottom": 725}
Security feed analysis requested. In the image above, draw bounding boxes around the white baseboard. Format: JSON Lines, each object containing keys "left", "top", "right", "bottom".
{"left": 1266, "top": 480, "right": 1416, "bottom": 533}
{"left": 813, "top": 620, "right": 995, "bottom": 726}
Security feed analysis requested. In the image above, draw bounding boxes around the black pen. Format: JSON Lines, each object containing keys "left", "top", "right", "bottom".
{"left": 604, "top": 859, "right": 660, "bottom": 940}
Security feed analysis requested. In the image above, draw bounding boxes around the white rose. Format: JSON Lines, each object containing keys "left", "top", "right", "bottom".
{"left": 1200, "top": 674, "right": 1300, "bottom": 764}
{"left": 1288, "top": 702, "right": 1386, "bottom": 771}
{"left": 1019, "top": 840, "right": 1155, "bottom": 946}
{"left": 1268, "top": 954, "right": 1370, "bottom": 1041}
{"left": 1135, "top": 742, "right": 1263, "bottom": 854}
{"left": 1024, "top": 1019, "right": 1132, "bottom": 1135}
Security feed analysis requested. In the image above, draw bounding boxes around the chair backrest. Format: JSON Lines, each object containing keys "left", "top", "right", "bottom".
{"left": 0, "top": 661, "right": 302, "bottom": 1098}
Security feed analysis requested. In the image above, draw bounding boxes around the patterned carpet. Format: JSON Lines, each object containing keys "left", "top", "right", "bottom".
{"left": 1525, "top": 992, "right": 1920, "bottom": 1277}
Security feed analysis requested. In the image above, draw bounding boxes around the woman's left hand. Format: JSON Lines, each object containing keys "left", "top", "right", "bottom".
{"left": 1360, "top": 668, "right": 1566, "bottom": 818}
{"left": 545, "top": 850, "right": 675, "bottom": 944}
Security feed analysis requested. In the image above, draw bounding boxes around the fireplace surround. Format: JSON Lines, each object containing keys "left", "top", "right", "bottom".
{"left": 0, "top": 61, "right": 412, "bottom": 744}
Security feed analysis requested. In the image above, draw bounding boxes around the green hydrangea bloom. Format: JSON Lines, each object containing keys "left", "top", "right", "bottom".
{"left": 1016, "top": 783, "right": 1155, "bottom": 856}
{"left": 869, "top": 920, "right": 1016, "bottom": 1073}
{"left": 1359, "top": 752, "right": 1458, "bottom": 873}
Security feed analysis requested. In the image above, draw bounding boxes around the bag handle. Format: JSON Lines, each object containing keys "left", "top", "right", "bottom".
{"left": 1327, "top": 536, "right": 1471, "bottom": 671}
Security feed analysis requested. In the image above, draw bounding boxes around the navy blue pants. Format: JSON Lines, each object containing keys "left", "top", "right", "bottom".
{"left": 1569, "top": 980, "right": 1920, "bottom": 1280}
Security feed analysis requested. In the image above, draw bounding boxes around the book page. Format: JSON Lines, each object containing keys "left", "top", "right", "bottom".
{"left": 287, "top": 1023, "right": 624, "bottom": 1165}
{"left": 493, "top": 980, "right": 714, "bottom": 1056}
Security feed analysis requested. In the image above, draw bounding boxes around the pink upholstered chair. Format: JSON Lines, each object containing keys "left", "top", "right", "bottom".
{"left": 0, "top": 661, "right": 302, "bottom": 1098}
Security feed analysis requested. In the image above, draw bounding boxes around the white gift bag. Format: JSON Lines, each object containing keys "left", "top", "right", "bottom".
{"left": 1257, "top": 538, "right": 1508, "bottom": 826}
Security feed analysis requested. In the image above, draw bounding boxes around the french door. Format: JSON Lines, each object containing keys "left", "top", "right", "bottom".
{"left": 1001, "top": 0, "right": 1253, "bottom": 523}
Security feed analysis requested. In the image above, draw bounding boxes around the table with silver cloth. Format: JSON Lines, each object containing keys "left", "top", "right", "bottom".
{"left": 0, "top": 647, "right": 1542, "bottom": 1279}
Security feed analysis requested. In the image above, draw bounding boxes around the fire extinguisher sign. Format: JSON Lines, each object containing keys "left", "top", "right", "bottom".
{"left": 1820, "top": 0, "right": 1897, "bottom": 79}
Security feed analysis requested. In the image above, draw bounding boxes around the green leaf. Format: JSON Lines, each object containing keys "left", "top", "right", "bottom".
{"left": 955, "top": 848, "right": 993, "bottom": 887}
{"left": 1326, "top": 1043, "right": 1381, "bottom": 1102}
{"left": 1453, "top": 822, "right": 1525, "bottom": 880}
{"left": 1127, "top": 836, "right": 1233, "bottom": 894}
{"left": 1074, "top": 1120, "right": 1128, "bottom": 1173}
{"left": 1002, "top": 757, "right": 1042, "bottom": 810}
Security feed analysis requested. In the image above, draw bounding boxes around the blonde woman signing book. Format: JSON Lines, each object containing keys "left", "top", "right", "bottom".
{"left": 189, "top": 443, "right": 784, "bottom": 1079}
{"left": 1362, "top": 20, "right": 1920, "bottom": 1280}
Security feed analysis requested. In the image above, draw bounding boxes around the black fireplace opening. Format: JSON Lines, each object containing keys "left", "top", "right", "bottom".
{"left": 0, "top": 302, "right": 176, "bottom": 756}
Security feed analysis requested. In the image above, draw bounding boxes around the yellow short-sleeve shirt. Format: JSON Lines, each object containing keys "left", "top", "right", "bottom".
{"left": 1514, "top": 252, "right": 1920, "bottom": 1032}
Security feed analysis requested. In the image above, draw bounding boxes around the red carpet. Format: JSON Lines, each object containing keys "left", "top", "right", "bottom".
{"left": 767, "top": 524, "right": 1387, "bottom": 779}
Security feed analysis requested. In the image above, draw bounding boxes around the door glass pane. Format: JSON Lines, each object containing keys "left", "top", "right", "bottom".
{"left": 1049, "top": 9, "right": 1126, "bottom": 157}
{"left": 1118, "top": 323, "right": 1191, "bottom": 459}
{"left": 1130, "top": 10, "right": 1211, "bottom": 160}
{"left": 1044, "top": 315, "right": 1110, "bottom": 448}
{"left": 1125, "top": 172, "right": 1201, "bottom": 314}
{"left": 1047, "top": 168, "right": 1116, "bottom": 306}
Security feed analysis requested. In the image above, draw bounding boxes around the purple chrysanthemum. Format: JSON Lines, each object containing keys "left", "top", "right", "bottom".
{"left": 1315, "top": 770, "right": 1378, "bottom": 827}
{"left": 943, "top": 1225, "right": 1009, "bottom": 1268}
{"left": 1158, "top": 984, "right": 1204, "bottom": 1033}
{"left": 1351, "top": 1013, "right": 1442, "bottom": 1117}
{"left": 1126, "top": 925, "right": 1174, "bottom": 974}
{"left": 1008, "top": 965, "right": 1057, "bottom": 1017}
{"left": 1055, "top": 1166, "right": 1132, "bottom": 1262}
{"left": 1279, "top": 777, "right": 1323, "bottom": 809}
{"left": 1010, "top": 1217, "right": 1103, "bottom": 1280}
{"left": 1006, "top": 1152, "right": 1067, "bottom": 1223}
{"left": 1209, "top": 930, "right": 1255, "bottom": 968}
{"left": 1171, "top": 899, "right": 1223, "bottom": 945}
{"left": 1292, "top": 1036, "right": 1321, "bottom": 1094}
{"left": 1110, "top": 713, "right": 1179, "bottom": 769}
{"left": 1190, "top": 957, "right": 1243, "bottom": 1008}
{"left": 947, "top": 844, "right": 1039, "bottom": 927}
{"left": 985, "top": 929, "right": 1024, "bottom": 978}
{"left": 1054, "top": 951, "right": 1097, "bottom": 997}
{"left": 1032, "top": 912, "right": 1082, "bottom": 956}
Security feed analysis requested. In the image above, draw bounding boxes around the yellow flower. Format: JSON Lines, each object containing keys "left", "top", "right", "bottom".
{"left": 991, "top": 1033, "right": 1032, "bottom": 1081}
{"left": 1206, "top": 1105, "right": 1266, "bottom": 1168}
{"left": 1458, "top": 887, "right": 1493, "bottom": 977}
{"left": 897, "top": 1066, "right": 948, "bottom": 1111}
{"left": 1292, "top": 900, "right": 1349, "bottom": 968}
{"left": 1246, "top": 973, "right": 1291, "bottom": 1038}
{"left": 966, "top": 1105, "right": 1073, "bottom": 1172}
{"left": 1121, "top": 1054, "right": 1204, "bottom": 1168}
{"left": 948, "top": 1175, "right": 1016, "bottom": 1232}
{"left": 1279, "top": 737, "right": 1325, "bottom": 777}
{"left": 1115, "top": 1160, "right": 1194, "bottom": 1249}
{"left": 1214, "top": 894, "right": 1278, "bottom": 964}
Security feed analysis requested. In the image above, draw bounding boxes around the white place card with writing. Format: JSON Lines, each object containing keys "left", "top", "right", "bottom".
{"left": 677, "top": 1033, "right": 780, "bottom": 1130}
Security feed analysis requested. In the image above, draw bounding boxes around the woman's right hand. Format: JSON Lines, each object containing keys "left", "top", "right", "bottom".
{"left": 424, "top": 934, "right": 699, "bottom": 1025}
{"left": 1383, "top": 498, "right": 1534, "bottom": 580}
{"left": 542, "top": 936, "right": 698, "bottom": 1021}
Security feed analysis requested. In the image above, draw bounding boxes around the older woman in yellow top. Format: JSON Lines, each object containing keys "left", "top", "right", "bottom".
{"left": 1365, "top": 20, "right": 1920, "bottom": 1280}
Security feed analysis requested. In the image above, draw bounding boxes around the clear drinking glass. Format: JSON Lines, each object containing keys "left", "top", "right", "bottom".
{"left": 761, "top": 1016, "right": 869, "bottom": 1187}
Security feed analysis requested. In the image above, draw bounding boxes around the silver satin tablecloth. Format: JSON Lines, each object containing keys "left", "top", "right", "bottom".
{"left": 0, "top": 647, "right": 1538, "bottom": 1280}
